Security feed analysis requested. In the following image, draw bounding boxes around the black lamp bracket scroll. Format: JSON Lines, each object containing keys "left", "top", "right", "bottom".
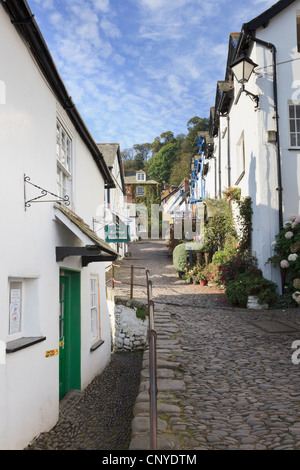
{"left": 24, "top": 174, "right": 70, "bottom": 210}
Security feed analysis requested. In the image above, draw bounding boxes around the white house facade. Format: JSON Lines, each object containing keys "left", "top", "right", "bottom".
{"left": 96, "top": 143, "right": 129, "bottom": 258}
{"left": 0, "top": 0, "right": 118, "bottom": 450}
{"left": 207, "top": 0, "right": 300, "bottom": 289}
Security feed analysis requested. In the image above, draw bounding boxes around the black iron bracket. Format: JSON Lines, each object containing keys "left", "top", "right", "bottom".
{"left": 24, "top": 175, "right": 70, "bottom": 209}
{"left": 56, "top": 246, "right": 118, "bottom": 266}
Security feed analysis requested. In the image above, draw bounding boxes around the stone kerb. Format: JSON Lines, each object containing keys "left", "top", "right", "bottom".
{"left": 106, "top": 288, "right": 148, "bottom": 352}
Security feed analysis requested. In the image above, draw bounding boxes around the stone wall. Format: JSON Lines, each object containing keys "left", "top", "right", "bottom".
{"left": 107, "top": 289, "right": 149, "bottom": 352}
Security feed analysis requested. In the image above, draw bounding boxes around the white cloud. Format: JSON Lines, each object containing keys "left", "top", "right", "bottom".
{"left": 27, "top": 0, "right": 285, "bottom": 149}
{"left": 100, "top": 18, "right": 122, "bottom": 38}
{"left": 93, "top": 0, "right": 110, "bottom": 13}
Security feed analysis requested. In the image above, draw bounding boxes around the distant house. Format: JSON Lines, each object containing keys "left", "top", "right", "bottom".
{"left": 96, "top": 143, "right": 129, "bottom": 257}
{"left": 125, "top": 170, "right": 160, "bottom": 238}
{"left": 0, "top": 0, "right": 119, "bottom": 450}
{"left": 162, "top": 179, "right": 190, "bottom": 222}
{"left": 125, "top": 170, "right": 160, "bottom": 202}
{"left": 206, "top": 0, "right": 300, "bottom": 290}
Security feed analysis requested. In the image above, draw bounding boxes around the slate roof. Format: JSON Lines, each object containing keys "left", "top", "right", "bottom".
{"left": 124, "top": 175, "right": 160, "bottom": 185}
{"left": 97, "top": 143, "right": 125, "bottom": 193}
{"left": 56, "top": 204, "right": 119, "bottom": 257}
{"left": 97, "top": 143, "right": 120, "bottom": 168}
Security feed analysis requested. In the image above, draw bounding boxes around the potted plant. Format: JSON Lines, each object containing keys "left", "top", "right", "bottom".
{"left": 186, "top": 265, "right": 201, "bottom": 284}
{"left": 196, "top": 266, "right": 210, "bottom": 286}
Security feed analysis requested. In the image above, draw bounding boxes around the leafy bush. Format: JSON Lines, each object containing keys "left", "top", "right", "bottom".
{"left": 225, "top": 276, "right": 249, "bottom": 307}
{"left": 196, "top": 265, "right": 211, "bottom": 282}
{"left": 173, "top": 243, "right": 188, "bottom": 273}
{"left": 226, "top": 273, "right": 278, "bottom": 308}
{"left": 268, "top": 214, "right": 300, "bottom": 306}
{"left": 136, "top": 308, "right": 148, "bottom": 321}
{"left": 218, "top": 255, "right": 262, "bottom": 286}
{"left": 204, "top": 199, "right": 237, "bottom": 251}
{"left": 211, "top": 234, "right": 238, "bottom": 267}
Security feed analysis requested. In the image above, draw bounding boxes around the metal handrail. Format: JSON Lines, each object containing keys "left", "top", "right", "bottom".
{"left": 106, "top": 263, "right": 146, "bottom": 298}
{"left": 146, "top": 270, "right": 157, "bottom": 450}
{"left": 107, "top": 263, "right": 158, "bottom": 449}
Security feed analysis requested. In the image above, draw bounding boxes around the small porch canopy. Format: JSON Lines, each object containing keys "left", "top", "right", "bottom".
{"left": 54, "top": 204, "right": 119, "bottom": 267}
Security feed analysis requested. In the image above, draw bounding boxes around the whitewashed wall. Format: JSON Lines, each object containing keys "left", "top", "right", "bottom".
{"left": 0, "top": 6, "right": 112, "bottom": 449}
{"left": 206, "top": 2, "right": 300, "bottom": 290}
{"left": 224, "top": 2, "right": 300, "bottom": 286}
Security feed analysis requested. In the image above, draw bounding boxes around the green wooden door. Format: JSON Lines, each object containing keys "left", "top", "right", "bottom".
{"left": 59, "top": 270, "right": 81, "bottom": 400}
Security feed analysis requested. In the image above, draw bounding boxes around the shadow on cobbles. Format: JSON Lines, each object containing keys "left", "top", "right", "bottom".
{"left": 26, "top": 351, "right": 143, "bottom": 450}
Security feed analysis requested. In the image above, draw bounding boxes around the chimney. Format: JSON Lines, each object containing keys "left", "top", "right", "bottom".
{"left": 184, "top": 178, "right": 189, "bottom": 192}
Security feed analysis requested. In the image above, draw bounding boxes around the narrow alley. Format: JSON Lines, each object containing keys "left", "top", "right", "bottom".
{"left": 29, "top": 239, "right": 300, "bottom": 451}
{"left": 110, "top": 240, "right": 300, "bottom": 450}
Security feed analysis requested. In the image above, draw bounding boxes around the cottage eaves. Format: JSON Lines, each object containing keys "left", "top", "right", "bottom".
{"left": 1, "top": 0, "right": 115, "bottom": 189}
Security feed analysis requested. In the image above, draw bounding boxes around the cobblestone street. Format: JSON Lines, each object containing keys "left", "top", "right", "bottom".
{"left": 28, "top": 239, "right": 300, "bottom": 450}
{"left": 115, "top": 240, "right": 300, "bottom": 451}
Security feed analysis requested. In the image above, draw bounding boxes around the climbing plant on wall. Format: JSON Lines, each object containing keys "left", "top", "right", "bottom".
{"left": 236, "top": 196, "right": 253, "bottom": 255}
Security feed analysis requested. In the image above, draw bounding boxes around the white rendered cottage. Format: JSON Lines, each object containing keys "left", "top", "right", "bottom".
{"left": 207, "top": 0, "right": 300, "bottom": 290}
{"left": 0, "top": 0, "right": 119, "bottom": 450}
{"left": 97, "top": 143, "right": 129, "bottom": 258}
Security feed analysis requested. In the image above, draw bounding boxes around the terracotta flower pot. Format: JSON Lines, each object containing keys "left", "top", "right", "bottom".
{"left": 200, "top": 280, "right": 208, "bottom": 286}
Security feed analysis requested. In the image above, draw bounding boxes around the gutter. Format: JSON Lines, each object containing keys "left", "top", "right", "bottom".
{"left": 227, "top": 116, "right": 231, "bottom": 188}
{"left": 218, "top": 130, "right": 222, "bottom": 199}
{"left": 245, "top": 31, "right": 283, "bottom": 231}
{"left": 1, "top": 0, "right": 115, "bottom": 189}
{"left": 235, "top": 29, "right": 283, "bottom": 231}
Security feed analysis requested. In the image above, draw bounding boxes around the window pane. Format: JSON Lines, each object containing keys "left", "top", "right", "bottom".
{"left": 57, "top": 121, "right": 72, "bottom": 173}
{"left": 289, "top": 105, "right": 295, "bottom": 118}
{"left": 296, "top": 106, "right": 300, "bottom": 118}
{"left": 91, "top": 308, "right": 98, "bottom": 338}
{"left": 90, "top": 278, "right": 99, "bottom": 341}
{"left": 290, "top": 120, "right": 296, "bottom": 132}
{"left": 291, "top": 133, "right": 297, "bottom": 146}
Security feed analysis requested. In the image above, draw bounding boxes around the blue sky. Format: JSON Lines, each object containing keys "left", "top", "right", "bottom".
{"left": 27, "top": 0, "right": 275, "bottom": 151}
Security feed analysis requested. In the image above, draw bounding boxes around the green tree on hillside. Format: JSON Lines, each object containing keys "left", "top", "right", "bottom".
{"left": 151, "top": 131, "right": 176, "bottom": 155}
{"left": 122, "top": 143, "right": 151, "bottom": 172}
{"left": 121, "top": 116, "right": 209, "bottom": 184}
{"left": 147, "top": 142, "right": 180, "bottom": 183}
{"left": 169, "top": 116, "right": 209, "bottom": 186}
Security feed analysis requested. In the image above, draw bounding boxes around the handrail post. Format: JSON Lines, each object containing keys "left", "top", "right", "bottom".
{"left": 148, "top": 300, "right": 157, "bottom": 450}
{"left": 112, "top": 264, "right": 115, "bottom": 289}
{"left": 130, "top": 265, "right": 134, "bottom": 299}
{"left": 146, "top": 270, "right": 150, "bottom": 303}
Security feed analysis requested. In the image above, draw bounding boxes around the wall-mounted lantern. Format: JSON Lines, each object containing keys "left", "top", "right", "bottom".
{"left": 230, "top": 55, "right": 259, "bottom": 108}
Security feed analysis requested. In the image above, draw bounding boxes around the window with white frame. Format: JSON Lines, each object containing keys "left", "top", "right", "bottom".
{"left": 136, "top": 186, "right": 145, "bottom": 196}
{"left": 90, "top": 277, "right": 100, "bottom": 343}
{"left": 56, "top": 119, "right": 73, "bottom": 201}
{"left": 289, "top": 103, "right": 300, "bottom": 147}
{"left": 136, "top": 172, "right": 146, "bottom": 182}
